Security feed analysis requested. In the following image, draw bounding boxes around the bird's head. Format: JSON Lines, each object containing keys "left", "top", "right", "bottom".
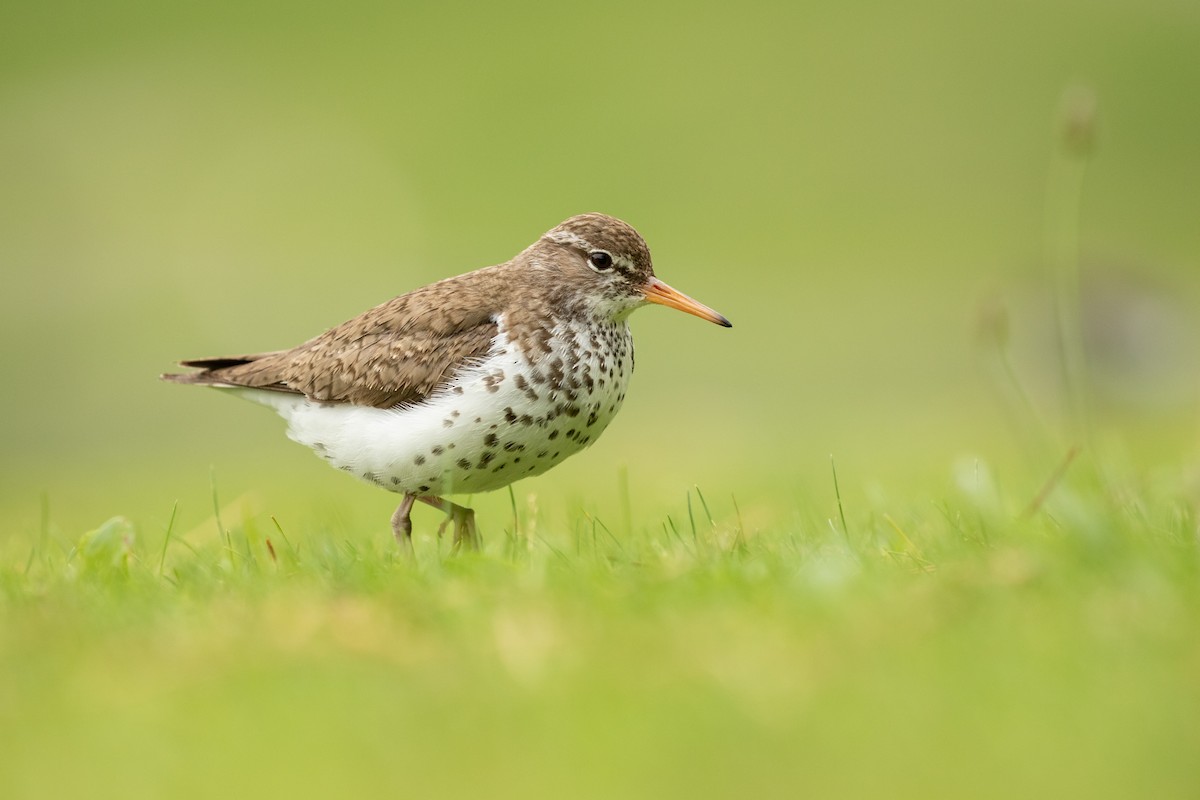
{"left": 534, "top": 213, "right": 732, "bottom": 328}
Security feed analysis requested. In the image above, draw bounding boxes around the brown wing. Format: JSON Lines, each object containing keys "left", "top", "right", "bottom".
{"left": 162, "top": 268, "right": 507, "bottom": 409}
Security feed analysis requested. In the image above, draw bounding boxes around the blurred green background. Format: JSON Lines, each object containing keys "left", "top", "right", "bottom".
{"left": 3, "top": 2, "right": 1200, "bottom": 799}
{"left": 2, "top": 0, "right": 1199, "bottom": 538}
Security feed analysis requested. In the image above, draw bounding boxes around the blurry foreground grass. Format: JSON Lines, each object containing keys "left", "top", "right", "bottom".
{"left": 2, "top": 457, "right": 1198, "bottom": 799}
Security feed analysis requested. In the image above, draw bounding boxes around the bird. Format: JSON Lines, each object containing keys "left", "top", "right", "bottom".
{"left": 162, "top": 213, "right": 731, "bottom": 549}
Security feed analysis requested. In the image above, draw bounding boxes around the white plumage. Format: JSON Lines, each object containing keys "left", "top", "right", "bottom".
{"left": 227, "top": 315, "right": 634, "bottom": 496}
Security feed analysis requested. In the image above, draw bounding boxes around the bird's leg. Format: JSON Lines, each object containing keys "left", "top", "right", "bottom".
{"left": 390, "top": 493, "right": 417, "bottom": 549}
{"left": 417, "top": 495, "right": 480, "bottom": 551}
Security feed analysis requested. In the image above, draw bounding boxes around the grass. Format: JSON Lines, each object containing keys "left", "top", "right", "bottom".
{"left": 2, "top": 453, "right": 1198, "bottom": 799}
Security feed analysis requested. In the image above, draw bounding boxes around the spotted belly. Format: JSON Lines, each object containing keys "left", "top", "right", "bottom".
{"left": 239, "top": 319, "right": 635, "bottom": 496}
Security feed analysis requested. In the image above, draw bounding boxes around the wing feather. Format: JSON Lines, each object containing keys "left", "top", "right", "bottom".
{"left": 161, "top": 268, "right": 507, "bottom": 409}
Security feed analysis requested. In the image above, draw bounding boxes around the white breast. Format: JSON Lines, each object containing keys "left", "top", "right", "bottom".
{"left": 228, "top": 315, "right": 634, "bottom": 496}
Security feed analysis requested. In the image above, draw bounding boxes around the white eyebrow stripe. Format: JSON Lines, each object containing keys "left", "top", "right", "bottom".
{"left": 543, "top": 230, "right": 592, "bottom": 250}
{"left": 614, "top": 255, "right": 636, "bottom": 271}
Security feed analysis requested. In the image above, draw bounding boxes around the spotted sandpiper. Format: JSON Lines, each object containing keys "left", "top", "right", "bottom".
{"left": 162, "top": 213, "right": 731, "bottom": 549}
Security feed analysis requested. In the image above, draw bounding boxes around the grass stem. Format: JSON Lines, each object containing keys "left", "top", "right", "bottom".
{"left": 158, "top": 500, "right": 178, "bottom": 577}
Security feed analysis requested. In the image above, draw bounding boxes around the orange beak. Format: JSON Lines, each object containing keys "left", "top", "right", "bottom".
{"left": 642, "top": 276, "right": 732, "bottom": 328}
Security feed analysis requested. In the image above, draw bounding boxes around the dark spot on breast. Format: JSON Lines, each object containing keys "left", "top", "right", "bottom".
{"left": 457, "top": 458, "right": 472, "bottom": 470}
{"left": 548, "top": 430, "right": 559, "bottom": 440}
{"left": 451, "top": 409, "right": 460, "bottom": 418}
{"left": 391, "top": 477, "right": 401, "bottom": 485}
{"left": 492, "top": 462, "right": 508, "bottom": 473}
{"left": 514, "top": 373, "right": 540, "bottom": 402}
{"left": 443, "top": 418, "right": 454, "bottom": 428}
{"left": 503, "top": 442, "right": 525, "bottom": 452}
{"left": 586, "top": 411, "right": 598, "bottom": 427}
{"left": 478, "top": 451, "right": 496, "bottom": 468}
{"left": 504, "top": 407, "right": 518, "bottom": 424}
{"left": 452, "top": 385, "right": 464, "bottom": 395}
{"left": 537, "top": 450, "right": 548, "bottom": 458}
{"left": 432, "top": 445, "right": 445, "bottom": 455}
{"left": 485, "top": 433, "right": 499, "bottom": 447}
{"left": 482, "top": 371, "right": 505, "bottom": 393}
{"left": 520, "top": 414, "right": 534, "bottom": 426}
{"left": 414, "top": 454, "right": 426, "bottom": 465}
{"left": 419, "top": 484, "right": 430, "bottom": 492}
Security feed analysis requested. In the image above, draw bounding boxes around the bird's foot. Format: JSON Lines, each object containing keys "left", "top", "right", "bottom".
{"left": 419, "top": 495, "right": 480, "bottom": 551}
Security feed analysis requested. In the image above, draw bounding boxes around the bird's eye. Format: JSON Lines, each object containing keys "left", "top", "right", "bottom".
{"left": 588, "top": 251, "right": 614, "bottom": 272}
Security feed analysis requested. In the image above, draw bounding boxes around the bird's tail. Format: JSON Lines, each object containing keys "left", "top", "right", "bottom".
{"left": 160, "top": 353, "right": 279, "bottom": 386}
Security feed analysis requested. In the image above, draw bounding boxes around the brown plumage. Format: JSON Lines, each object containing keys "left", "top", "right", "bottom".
{"left": 163, "top": 213, "right": 662, "bottom": 408}
{"left": 163, "top": 213, "right": 730, "bottom": 549}
{"left": 164, "top": 271, "right": 504, "bottom": 408}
